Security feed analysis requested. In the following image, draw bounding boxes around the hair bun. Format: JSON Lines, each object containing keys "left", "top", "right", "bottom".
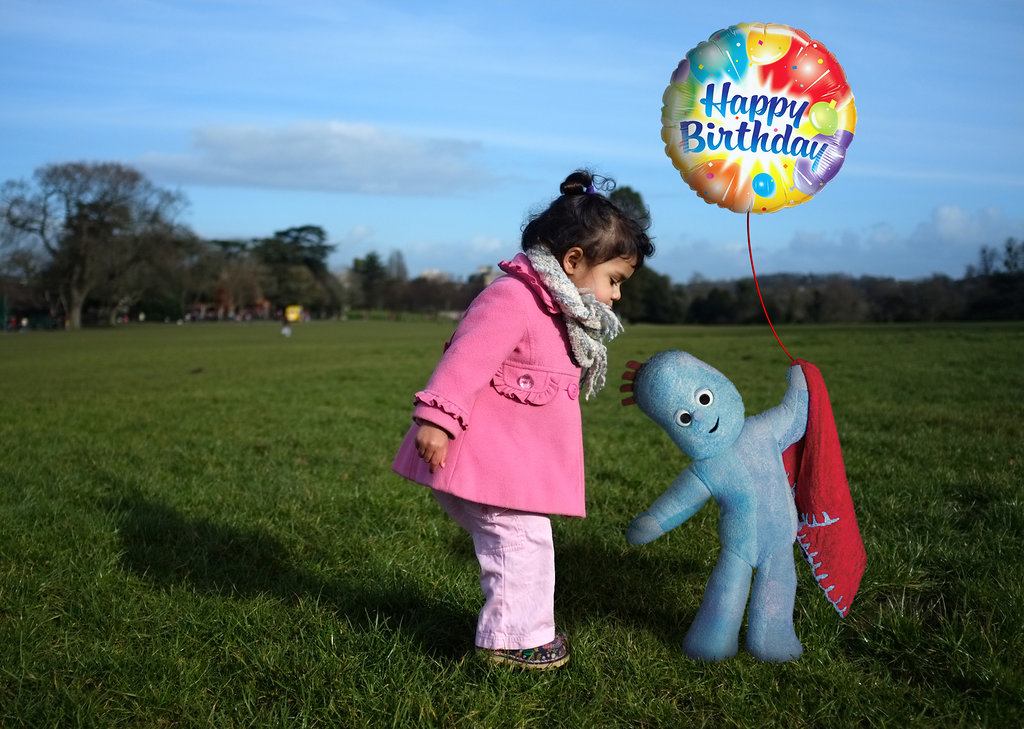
{"left": 559, "top": 170, "right": 594, "bottom": 196}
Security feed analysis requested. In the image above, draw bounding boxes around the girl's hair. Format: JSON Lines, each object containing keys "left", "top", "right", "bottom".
{"left": 521, "top": 170, "right": 655, "bottom": 267}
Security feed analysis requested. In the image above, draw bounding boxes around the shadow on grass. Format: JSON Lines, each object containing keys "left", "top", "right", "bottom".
{"left": 110, "top": 495, "right": 473, "bottom": 659}
{"left": 110, "top": 494, "right": 764, "bottom": 659}
{"left": 554, "top": 530, "right": 708, "bottom": 651}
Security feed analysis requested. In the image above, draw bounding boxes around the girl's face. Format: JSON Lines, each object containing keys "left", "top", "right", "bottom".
{"left": 562, "top": 248, "right": 637, "bottom": 306}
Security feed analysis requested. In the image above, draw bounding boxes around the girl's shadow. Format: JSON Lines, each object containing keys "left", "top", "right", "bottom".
{"left": 110, "top": 495, "right": 472, "bottom": 658}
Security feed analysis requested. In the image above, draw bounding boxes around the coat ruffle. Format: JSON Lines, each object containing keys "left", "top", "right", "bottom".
{"left": 492, "top": 364, "right": 563, "bottom": 405}
{"left": 413, "top": 390, "right": 469, "bottom": 431}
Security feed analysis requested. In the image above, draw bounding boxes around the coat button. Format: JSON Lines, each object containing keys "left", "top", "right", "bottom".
{"left": 567, "top": 382, "right": 579, "bottom": 400}
{"left": 518, "top": 374, "right": 534, "bottom": 389}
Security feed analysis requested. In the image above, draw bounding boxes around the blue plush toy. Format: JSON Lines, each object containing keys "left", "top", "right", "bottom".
{"left": 623, "top": 351, "right": 810, "bottom": 662}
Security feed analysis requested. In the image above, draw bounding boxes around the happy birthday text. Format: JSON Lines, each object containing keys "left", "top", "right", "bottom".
{"left": 680, "top": 82, "right": 827, "bottom": 163}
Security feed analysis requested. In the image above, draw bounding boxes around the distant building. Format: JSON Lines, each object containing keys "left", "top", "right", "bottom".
{"left": 419, "top": 269, "right": 449, "bottom": 283}
{"left": 474, "top": 266, "right": 501, "bottom": 287}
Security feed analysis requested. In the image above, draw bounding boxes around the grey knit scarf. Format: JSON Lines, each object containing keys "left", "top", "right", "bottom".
{"left": 525, "top": 246, "right": 624, "bottom": 399}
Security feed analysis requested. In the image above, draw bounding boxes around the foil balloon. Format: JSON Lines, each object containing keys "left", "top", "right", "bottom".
{"left": 662, "top": 22, "right": 856, "bottom": 213}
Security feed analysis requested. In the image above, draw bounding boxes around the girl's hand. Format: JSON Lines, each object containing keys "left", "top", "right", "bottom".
{"left": 414, "top": 422, "right": 450, "bottom": 473}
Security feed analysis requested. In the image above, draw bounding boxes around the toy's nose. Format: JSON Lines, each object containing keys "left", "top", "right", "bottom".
{"left": 692, "top": 409, "right": 705, "bottom": 422}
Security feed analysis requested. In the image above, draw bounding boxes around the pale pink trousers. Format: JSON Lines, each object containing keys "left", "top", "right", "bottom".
{"left": 433, "top": 491, "right": 556, "bottom": 650}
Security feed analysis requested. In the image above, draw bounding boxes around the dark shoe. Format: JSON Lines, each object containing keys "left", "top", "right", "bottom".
{"left": 479, "top": 630, "right": 570, "bottom": 670}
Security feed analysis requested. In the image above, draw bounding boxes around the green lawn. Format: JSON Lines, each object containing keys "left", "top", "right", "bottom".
{"left": 1, "top": 320, "right": 1022, "bottom": 728}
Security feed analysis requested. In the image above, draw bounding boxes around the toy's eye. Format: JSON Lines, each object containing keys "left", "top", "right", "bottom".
{"left": 696, "top": 388, "right": 714, "bottom": 407}
{"left": 675, "top": 409, "right": 693, "bottom": 427}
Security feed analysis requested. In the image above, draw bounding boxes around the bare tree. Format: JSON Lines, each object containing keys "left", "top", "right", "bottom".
{"left": 1, "top": 162, "right": 189, "bottom": 328}
{"left": 1003, "top": 238, "right": 1022, "bottom": 274}
{"left": 387, "top": 250, "right": 408, "bottom": 282}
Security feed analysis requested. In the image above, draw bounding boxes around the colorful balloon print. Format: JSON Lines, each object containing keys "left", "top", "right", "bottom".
{"left": 752, "top": 172, "right": 776, "bottom": 197}
{"left": 661, "top": 23, "right": 856, "bottom": 214}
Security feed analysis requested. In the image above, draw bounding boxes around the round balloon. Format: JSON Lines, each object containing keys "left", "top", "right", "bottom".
{"left": 661, "top": 22, "right": 856, "bottom": 213}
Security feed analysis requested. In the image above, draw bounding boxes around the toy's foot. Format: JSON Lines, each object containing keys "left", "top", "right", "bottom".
{"left": 747, "top": 546, "right": 802, "bottom": 662}
{"left": 681, "top": 549, "right": 750, "bottom": 661}
{"left": 682, "top": 626, "right": 739, "bottom": 662}
{"left": 747, "top": 631, "right": 802, "bottom": 663}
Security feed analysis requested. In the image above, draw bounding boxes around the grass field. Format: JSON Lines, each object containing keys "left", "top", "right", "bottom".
{"left": 1, "top": 320, "right": 1022, "bottom": 728}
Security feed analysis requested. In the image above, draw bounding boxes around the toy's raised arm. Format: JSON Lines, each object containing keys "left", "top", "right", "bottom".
{"left": 756, "top": 363, "right": 809, "bottom": 450}
{"left": 626, "top": 468, "right": 712, "bottom": 545}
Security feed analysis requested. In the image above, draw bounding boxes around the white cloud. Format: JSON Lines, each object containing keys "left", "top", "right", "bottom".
{"left": 469, "top": 236, "right": 504, "bottom": 254}
{"left": 138, "top": 122, "right": 496, "bottom": 195}
{"left": 777, "top": 205, "right": 1021, "bottom": 278}
{"left": 843, "top": 163, "right": 1024, "bottom": 187}
{"left": 653, "top": 205, "right": 1023, "bottom": 282}
{"left": 339, "top": 224, "right": 375, "bottom": 246}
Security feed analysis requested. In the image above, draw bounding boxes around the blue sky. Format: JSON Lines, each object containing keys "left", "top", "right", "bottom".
{"left": 2, "top": 0, "right": 1022, "bottom": 282}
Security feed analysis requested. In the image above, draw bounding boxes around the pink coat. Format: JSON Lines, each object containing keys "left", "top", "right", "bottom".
{"left": 392, "top": 254, "right": 586, "bottom": 517}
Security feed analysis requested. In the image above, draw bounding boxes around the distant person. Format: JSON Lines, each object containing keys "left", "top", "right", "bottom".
{"left": 392, "top": 170, "right": 654, "bottom": 669}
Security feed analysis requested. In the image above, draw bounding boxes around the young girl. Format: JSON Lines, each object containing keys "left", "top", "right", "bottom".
{"left": 392, "top": 170, "right": 654, "bottom": 669}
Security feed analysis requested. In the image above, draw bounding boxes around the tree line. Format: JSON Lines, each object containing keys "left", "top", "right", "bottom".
{"left": 615, "top": 240, "right": 1024, "bottom": 325}
{"left": 2, "top": 162, "right": 1021, "bottom": 329}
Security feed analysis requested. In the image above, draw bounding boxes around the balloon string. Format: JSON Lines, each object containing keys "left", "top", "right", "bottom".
{"left": 747, "top": 211, "right": 795, "bottom": 362}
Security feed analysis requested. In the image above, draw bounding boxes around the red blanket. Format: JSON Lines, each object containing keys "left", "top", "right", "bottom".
{"left": 782, "top": 360, "right": 866, "bottom": 617}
